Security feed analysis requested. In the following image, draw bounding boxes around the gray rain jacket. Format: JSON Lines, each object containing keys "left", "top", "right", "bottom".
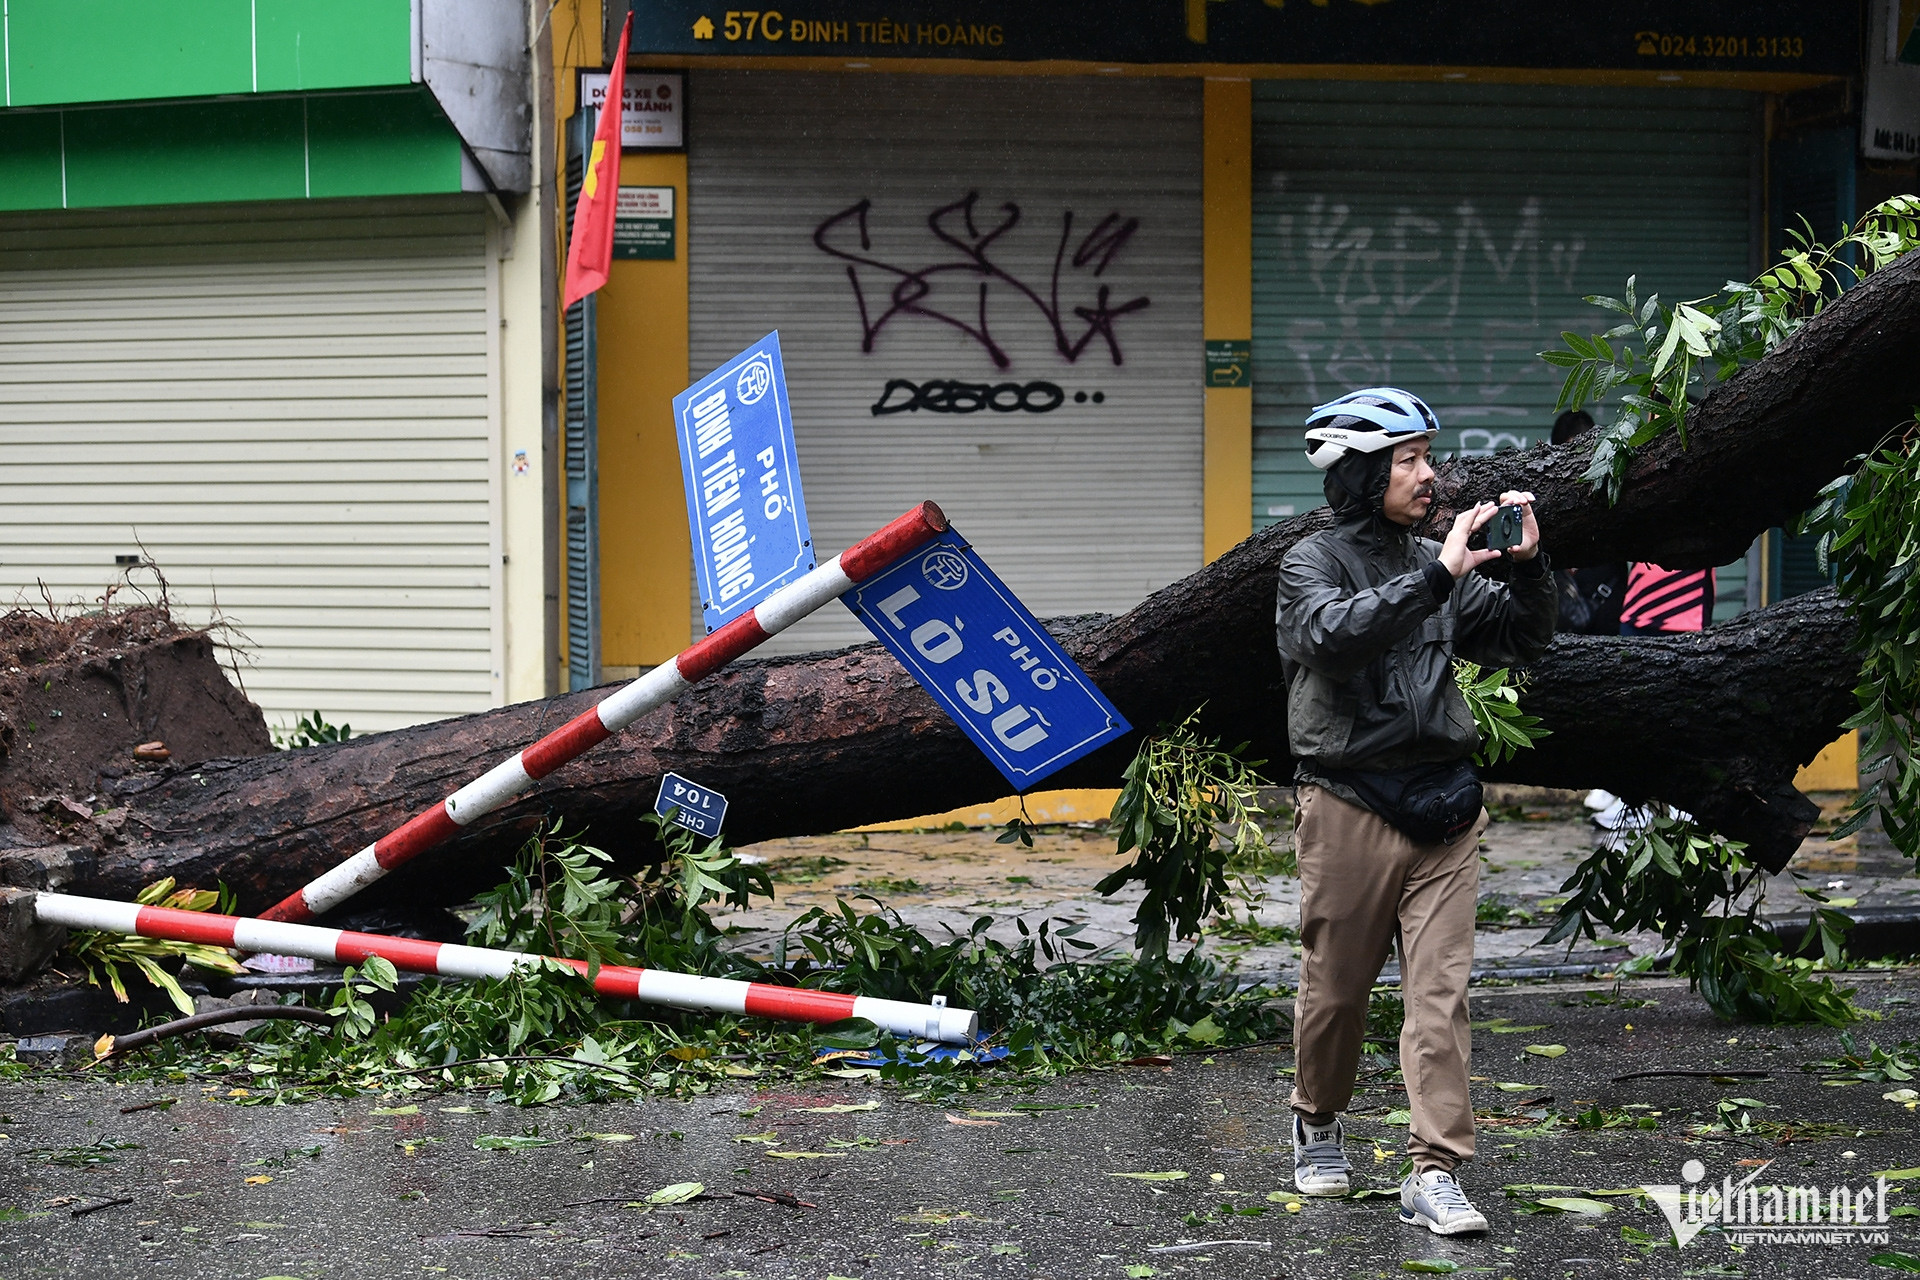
{"left": 1275, "top": 509, "right": 1557, "bottom": 781}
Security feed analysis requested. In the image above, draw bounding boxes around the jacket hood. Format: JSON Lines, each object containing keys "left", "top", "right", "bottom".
{"left": 1323, "top": 448, "right": 1411, "bottom": 547}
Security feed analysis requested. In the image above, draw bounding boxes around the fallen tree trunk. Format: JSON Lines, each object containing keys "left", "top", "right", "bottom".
{"left": 52, "top": 590, "right": 1854, "bottom": 914}
{"left": 19, "top": 253, "right": 1920, "bottom": 909}
{"left": 1482, "top": 590, "right": 1859, "bottom": 853}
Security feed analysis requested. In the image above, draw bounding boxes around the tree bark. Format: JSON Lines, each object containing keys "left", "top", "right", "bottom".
{"left": 1481, "top": 590, "right": 1859, "bottom": 863}
{"left": 43, "top": 253, "right": 1920, "bottom": 909}
{"left": 1431, "top": 246, "right": 1920, "bottom": 570}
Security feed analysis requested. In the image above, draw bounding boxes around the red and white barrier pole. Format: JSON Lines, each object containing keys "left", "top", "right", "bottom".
{"left": 261, "top": 502, "right": 949, "bottom": 926}
{"left": 35, "top": 892, "right": 979, "bottom": 1043}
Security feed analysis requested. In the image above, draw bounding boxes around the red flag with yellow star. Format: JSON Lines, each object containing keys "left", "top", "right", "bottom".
{"left": 562, "top": 13, "right": 632, "bottom": 308}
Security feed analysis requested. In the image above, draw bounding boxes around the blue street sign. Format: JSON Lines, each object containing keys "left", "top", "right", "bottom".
{"left": 843, "top": 529, "right": 1131, "bottom": 790}
{"left": 673, "top": 332, "right": 814, "bottom": 633}
{"left": 654, "top": 772, "right": 729, "bottom": 838}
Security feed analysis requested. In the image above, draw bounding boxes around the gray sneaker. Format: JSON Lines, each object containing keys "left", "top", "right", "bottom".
{"left": 1291, "top": 1113, "right": 1351, "bottom": 1196}
{"left": 1399, "top": 1169, "right": 1489, "bottom": 1235}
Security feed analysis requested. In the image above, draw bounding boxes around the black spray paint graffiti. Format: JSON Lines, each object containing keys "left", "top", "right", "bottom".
{"left": 813, "top": 191, "right": 1150, "bottom": 368}
{"left": 871, "top": 379, "right": 1066, "bottom": 415}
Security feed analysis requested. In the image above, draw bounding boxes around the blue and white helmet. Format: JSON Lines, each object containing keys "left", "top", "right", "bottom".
{"left": 1303, "top": 387, "right": 1440, "bottom": 471}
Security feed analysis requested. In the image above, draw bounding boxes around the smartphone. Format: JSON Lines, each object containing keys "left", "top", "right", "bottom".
{"left": 1488, "top": 504, "right": 1526, "bottom": 552}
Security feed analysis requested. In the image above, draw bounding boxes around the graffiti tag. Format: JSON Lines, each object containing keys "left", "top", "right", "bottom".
{"left": 814, "top": 191, "right": 1150, "bottom": 368}
{"left": 870, "top": 379, "right": 1066, "bottom": 415}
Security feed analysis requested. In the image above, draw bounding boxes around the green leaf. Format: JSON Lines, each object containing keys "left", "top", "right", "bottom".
{"left": 1402, "top": 1262, "right": 1461, "bottom": 1274}
{"left": 1650, "top": 318, "right": 1684, "bottom": 378}
{"left": 1183, "top": 1014, "right": 1225, "bottom": 1045}
{"left": 129, "top": 954, "right": 195, "bottom": 1016}
{"left": 646, "top": 1181, "right": 705, "bottom": 1205}
{"left": 1524, "top": 1044, "right": 1568, "bottom": 1058}
{"left": 1109, "top": 1171, "right": 1189, "bottom": 1181}
{"left": 1535, "top": 1196, "right": 1613, "bottom": 1215}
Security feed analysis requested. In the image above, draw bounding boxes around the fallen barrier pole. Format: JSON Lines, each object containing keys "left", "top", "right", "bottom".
{"left": 35, "top": 892, "right": 980, "bottom": 1043}
{"left": 261, "top": 501, "right": 950, "bottom": 925}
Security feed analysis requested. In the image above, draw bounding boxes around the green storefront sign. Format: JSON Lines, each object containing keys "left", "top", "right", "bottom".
{"left": 0, "top": 1, "right": 498, "bottom": 213}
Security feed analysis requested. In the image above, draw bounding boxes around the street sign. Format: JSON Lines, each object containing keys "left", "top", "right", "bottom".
{"left": 654, "top": 772, "right": 729, "bottom": 837}
{"left": 843, "top": 529, "right": 1130, "bottom": 790}
{"left": 673, "top": 332, "right": 815, "bottom": 632}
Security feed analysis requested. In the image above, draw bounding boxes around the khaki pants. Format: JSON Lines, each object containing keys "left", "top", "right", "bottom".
{"left": 1289, "top": 783, "right": 1487, "bottom": 1173}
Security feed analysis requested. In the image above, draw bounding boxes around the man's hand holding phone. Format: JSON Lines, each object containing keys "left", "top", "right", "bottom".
{"left": 1439, "top": 490, "right": 1540, "bottom": 578}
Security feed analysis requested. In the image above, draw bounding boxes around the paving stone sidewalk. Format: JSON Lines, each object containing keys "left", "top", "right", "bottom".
{"left": 720, "top": 789, "right": 1918, "bottom": 984}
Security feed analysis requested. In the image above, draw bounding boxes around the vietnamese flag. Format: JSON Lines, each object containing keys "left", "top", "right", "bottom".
{"left": 562, "top": 12, "right": 633, "bottom": 307}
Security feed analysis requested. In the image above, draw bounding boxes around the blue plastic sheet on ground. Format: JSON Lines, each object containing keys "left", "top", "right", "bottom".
{"left": 814, "top": 1041, "right": 1014, "bottom": 1068}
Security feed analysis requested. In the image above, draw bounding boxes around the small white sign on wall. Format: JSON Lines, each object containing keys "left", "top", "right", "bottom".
{"left": 580, "top": 71, "right": 684, "bottom": 150}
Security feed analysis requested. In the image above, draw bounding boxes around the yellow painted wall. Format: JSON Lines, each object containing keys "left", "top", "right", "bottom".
{"left": 1794, "top": 730, "right": 1859, "bottom": 792}
{"left": 552, "top": 0, "right": 600, "bottom": 686}
{"left": 1202, "top": 77, "right": 1253, "bottom": 564}
{"left": 855, "top": 789, "right": 1120, "bottom": 831}
{"left": 596, "top": 152, "right": 695, "bottom": 670}
{"left": 548, "top": 0, "right": 698, "bottom": 672}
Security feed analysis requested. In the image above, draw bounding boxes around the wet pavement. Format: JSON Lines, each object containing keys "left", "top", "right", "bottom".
{"left": 3, "top": 970, "right": 1918, "bottom": 1279}
{"left": 5, "top": 787, "right": 1919, "bottom": 1278}
{"left": 723, "top": 789, "right": 1919, "bottom": 983}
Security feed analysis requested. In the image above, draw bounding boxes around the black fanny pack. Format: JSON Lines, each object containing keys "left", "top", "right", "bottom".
{"left": 1319, "top": 760, "right": 1484, "bottom": 846}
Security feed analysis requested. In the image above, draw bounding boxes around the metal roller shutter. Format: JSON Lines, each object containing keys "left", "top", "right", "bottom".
{"left": 0, "top": 197, "right": 498, "bottom": 734}
{"left": 1251, "top": 82, "right": 1754, "bottom": 598}
{"left": 688, "top": 72, "right": 1203, "bottom": 655}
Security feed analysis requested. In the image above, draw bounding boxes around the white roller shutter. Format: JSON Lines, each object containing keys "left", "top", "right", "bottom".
{"left": 688, "top": 72, "right": 1203, "bottom": 654}
{"left": 0, "top": 197, "right": 498, "bottom": 735}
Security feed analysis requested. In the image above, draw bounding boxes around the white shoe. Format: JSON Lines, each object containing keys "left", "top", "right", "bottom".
{"left": 1399, "top": 1170, "right": 1489, "bottom": 1235}
{"left": 1292, "top": 1113, "right": 1351, "bottom": 1196}
{"left": 1591, "top": 797, "right": 1659, "bottom": 832}
{"left": 1583, "top": 789, "right": 1616, "bottom": 812}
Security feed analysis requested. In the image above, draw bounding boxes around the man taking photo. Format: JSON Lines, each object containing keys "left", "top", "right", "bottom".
{"left": 1275, "top": 387, "right": 1557, "bottom": 1236}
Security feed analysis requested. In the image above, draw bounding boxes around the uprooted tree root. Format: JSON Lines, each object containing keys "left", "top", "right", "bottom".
{"left": 0, "top": 582, "right": 273, "bottom": 854}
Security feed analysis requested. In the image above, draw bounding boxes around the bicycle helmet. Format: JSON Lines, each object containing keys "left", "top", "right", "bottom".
{"left": 1303, "top": 387, "right": 1440, "bottom": 470}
